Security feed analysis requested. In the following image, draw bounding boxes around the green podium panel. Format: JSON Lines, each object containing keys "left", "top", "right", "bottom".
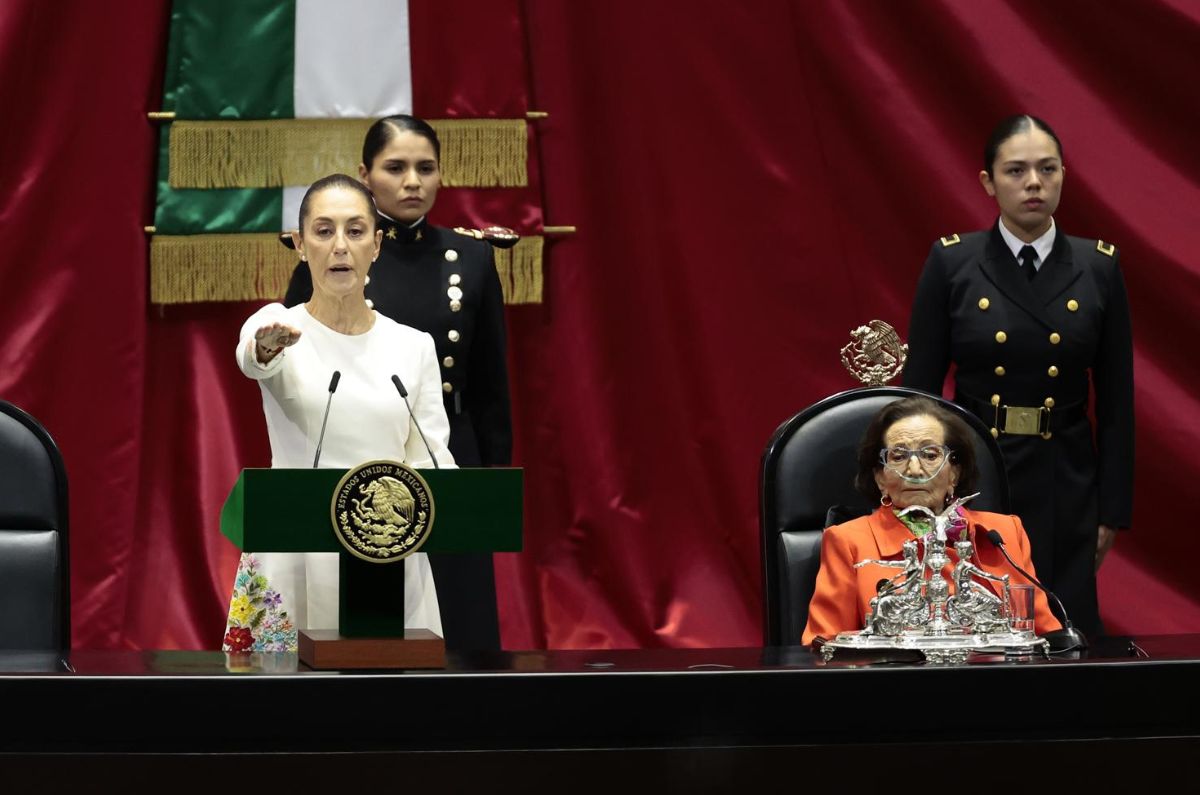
{"left": 221, "top": 467, "right": 523, "bottom": 554}
{"left": 220, "top": 467, "right": 522, "bottom": 645}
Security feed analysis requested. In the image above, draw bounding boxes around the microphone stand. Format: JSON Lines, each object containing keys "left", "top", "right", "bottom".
{"left": 981, "top": 526, "right": 1088, "bottom": 653}
{"left": 313, "top": 370, "right": 341, "bottom": 468}
{"left": 391, "top": 374, "right": 440, "bottom": 469}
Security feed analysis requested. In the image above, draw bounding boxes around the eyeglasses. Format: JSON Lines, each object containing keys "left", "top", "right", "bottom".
{"left": 879, "top": 445, "right": 951, "bottom": 474}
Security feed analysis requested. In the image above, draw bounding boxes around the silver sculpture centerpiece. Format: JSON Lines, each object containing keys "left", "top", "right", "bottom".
{"left": 819, "top": 494, "right": 1049, "bottom": 664}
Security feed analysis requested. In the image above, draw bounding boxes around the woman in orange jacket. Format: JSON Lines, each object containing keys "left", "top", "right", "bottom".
{"left": 802, "top": 395, "right": 1061, "bottom": 645}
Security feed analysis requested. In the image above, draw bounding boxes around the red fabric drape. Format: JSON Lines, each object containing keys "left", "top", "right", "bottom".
{"left": 0, "top": 1, "right": 168, "bottom": 648}
{"left": 2, "top": 0, "right": 1197, "bottom": 650}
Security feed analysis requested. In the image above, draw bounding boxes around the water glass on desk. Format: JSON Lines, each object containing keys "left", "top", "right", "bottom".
{"left": 1008, "top": 584, "right": 1036, "bottom": 635}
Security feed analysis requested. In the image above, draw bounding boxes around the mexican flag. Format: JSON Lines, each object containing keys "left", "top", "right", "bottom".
{"left": 151, "top": 0, "right": 538, "bottom": 304}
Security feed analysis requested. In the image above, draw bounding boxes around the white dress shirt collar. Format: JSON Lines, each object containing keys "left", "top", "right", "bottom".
{"left": 997, "top": 217, "right": 1056, "bottom": 270}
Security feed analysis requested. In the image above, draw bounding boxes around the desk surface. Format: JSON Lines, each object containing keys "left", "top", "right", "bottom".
{"left": 3, "top": 636, "right": 1198, "bottom": 754}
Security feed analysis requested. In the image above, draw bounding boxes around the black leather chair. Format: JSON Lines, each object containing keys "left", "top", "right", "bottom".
{"left": 759, "top": 387, "right": 1010, "bottom": 646}
{"left": 0, "top": 400, "right": 70, "bottom": 650}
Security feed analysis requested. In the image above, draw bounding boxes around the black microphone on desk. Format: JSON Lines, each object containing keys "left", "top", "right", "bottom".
{"left": 981, "top": 526, "right": 1088, "bottom": 653}
{"left": 312, "top": 370, "right": 341, "bottom": 468}
{"left": 392, "top": 374, "right": 440, "bottom": 469}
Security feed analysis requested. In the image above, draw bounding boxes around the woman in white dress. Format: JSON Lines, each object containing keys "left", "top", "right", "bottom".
{"left": 222, "top": 174, "right": 454, "bottom": 653}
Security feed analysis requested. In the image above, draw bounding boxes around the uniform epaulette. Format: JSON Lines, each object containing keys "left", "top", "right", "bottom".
{"left": 454, "top": 225, "right": 520, "bottom": 250}
{"left": 1096, "top": 240, "right": 1115, "bottom": 257}
{"left": 940, "top": 234, "right": 962, "bottom": 247}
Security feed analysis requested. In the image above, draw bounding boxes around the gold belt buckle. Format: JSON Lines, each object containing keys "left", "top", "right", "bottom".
{"left": 1002, "top": 405, "right": 1044, "bottom": 436}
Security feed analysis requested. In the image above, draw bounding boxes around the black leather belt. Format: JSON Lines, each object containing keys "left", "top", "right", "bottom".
{"left": 955, "top": 392, "right": 1086, "bottom": 438}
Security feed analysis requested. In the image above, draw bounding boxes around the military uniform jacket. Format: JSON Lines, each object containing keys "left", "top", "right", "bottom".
{"left": 902, "top": 223, "right": 1134, "bottom": 634}
{"left": 285, "top": 216, "right": 513, "bottom": 468}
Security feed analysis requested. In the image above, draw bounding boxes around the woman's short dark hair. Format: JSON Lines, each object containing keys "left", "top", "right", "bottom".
{"left": 361, "top": 114, "right": 441, "bottom": 168}
{"left": 983, "top": 114, "right": 1063, "bottom": 177}
{"left": 297, "top": 173, "right": 377, "bottom": 233}
{"left": 854, "top": 395, "right": 979, "bottom": 501}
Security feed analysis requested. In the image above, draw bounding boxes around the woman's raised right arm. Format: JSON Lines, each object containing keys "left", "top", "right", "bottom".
{"left": 236, "top": 304, "right": 301, "bottom": 379}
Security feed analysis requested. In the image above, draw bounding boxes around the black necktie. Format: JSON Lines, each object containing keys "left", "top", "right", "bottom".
{"left": 1018, "top": 245, "right": 1038, "bottom": 282}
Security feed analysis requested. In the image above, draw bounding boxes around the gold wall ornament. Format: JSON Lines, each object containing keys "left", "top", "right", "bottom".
{"left": 331, "top": 461, "right": 435, "bottom": 563}
{"left": 150, "top": 233, "right": 298, "bottom": 303}
{"left": 840, "top": 320, "right": 909, "bottom": 386}
{"left": 150, "top": 233, "right": 544, "bottom": 305}
{"left": 167, "top": 118, "right": 528, "bottom": 189}
{"left": 493, "top": 236, "right": 544, "bottom": 304}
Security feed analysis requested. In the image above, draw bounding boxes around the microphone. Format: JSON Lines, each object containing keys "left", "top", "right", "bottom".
{"left": 312, "top": 370, "right": 340, "bottom": 468}
{"left": 981, "top": 527, "right": 1088, "bottom": 653}
{"left": 391, "top": 374, "right": 440, "bottom": 469}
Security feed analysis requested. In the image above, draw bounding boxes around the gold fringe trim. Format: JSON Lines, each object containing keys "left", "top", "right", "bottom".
{"left": 168, "top": 118, "right": 527, "bottom": 189}
{"left": 150, "top": 233, "right": 544, "bottom": 306}
{"left": 150, "top": 234, "right": 298, "bottom": 304}
{"left": 493, "top": 236, "right": 544, "bottom": 305}
{"left": 434, "top": 119, "right": 527, "bottom": 188}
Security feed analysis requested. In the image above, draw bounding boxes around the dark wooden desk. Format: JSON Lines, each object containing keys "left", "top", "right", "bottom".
{"left": 3, "top": 637, "right": 1198, "bottom": 788}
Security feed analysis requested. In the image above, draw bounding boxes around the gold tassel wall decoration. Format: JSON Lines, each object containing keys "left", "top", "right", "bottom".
{"left": 493, "top": 236, "right": 544, "bottom": 305}
{"left": 150, "top": 234, "right": 298, "bottom": 304}
{"left": 151, "top": 233, "right": 544, "bottom": 305}
{"left": 433, "top": 119, "right": 527, "bottom": 188}
{"left": 168, "top": 118, "right": 527, "bottom": 189}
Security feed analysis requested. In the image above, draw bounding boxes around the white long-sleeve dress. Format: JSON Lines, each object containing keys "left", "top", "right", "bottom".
{"left": 222, "top": 302, "right": 453, "bottom": 652}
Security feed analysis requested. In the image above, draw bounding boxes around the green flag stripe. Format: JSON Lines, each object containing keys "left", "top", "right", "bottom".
{"left": 170, "top": 0, "right": 295, "bottom": 120}
{"left": 160, "top": 2, "right": 186, "bottom": 113}
{"left": 155, "top": 125, "right": 281, "bottom": 234}
{"left": 156, "top": 188, "right": 283, "bottom": 235}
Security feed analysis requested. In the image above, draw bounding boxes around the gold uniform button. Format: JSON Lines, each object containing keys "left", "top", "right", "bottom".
{"left": 1048, "top": 365, "right": 1059, "bottom": 377}
{"left": 1049, "top": 332, "right": 1061, "bottom": 345}
{"left": 1067, "top": 299, "right": 1079, "bottom": 312}
{"left": 1044, "top": 397, "right": 1055, "bottom": 408}
{"left": 443, "top": 356, "right": 455, "bottom": 368}
{"left": 447, "top": 286, "right": 464, "bottom": 300}
{"left": 448, "top": 330, "right": 461, "bottom": 342}
{"left": 990, "top": 427, "right": 999, "bottom": 438}
{"left": 978, "top": 298, "right": 990, "bottom": 311}
{"left": 990, "top": 394, "right": 1001, "bottom": 406}
{"left": 994, "top": 366, "right": 1006, "bottom": 376}
{"left": 442, "top": 382, "right": 453, "bottom": 393}
{"left": 448, "top": 274, "right": 462, "bottom": 286}
{"left": 450, "top": 299, "right": 462, "bottom": 312}
{"left": 444, "top": 250, "right": 459, "bottom": 262}
{"left": 995, "top": 331, "right": 1007, "bottom": 343}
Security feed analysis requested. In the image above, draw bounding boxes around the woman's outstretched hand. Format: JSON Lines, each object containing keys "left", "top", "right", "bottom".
{"left": 253, "top": 322, "right": 301, "bottom": 363}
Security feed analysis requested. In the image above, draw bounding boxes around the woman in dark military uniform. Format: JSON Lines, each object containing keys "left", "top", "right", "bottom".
{"left": 284, "top": 115, "right": 512, "bottom": 651}
{"left": 903, "top": 115, "right": 1134, "bottom": 637}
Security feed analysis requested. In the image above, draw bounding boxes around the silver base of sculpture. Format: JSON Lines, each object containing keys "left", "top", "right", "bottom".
{"left": 819, "top": 494, "right": 1050, "bottom": 664}
{"left": 819, "top": 628, "right": 1049, "bottom": 664}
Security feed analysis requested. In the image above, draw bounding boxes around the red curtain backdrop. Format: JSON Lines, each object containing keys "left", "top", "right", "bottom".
{"left": 1, "top": 0, "right": 1197, "bottom": 650}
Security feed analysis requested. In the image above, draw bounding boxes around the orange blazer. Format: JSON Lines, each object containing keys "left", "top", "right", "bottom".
{"left": 802, "top": 506, "right": 1062, "bottom": 645}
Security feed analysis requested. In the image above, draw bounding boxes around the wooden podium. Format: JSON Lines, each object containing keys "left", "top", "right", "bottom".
{"left": 220, "top": 467, "right": 522, "bottom": 669}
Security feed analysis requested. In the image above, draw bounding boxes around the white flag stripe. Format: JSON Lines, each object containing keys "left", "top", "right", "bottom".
{"left": 287, "top": 1, "right": 411, "bottom": 229}
{"left": 293, "top": 0, "right": 413, "bottom": 119}
{"left": 282, "top": 187, "right": 307, "bottom": 234}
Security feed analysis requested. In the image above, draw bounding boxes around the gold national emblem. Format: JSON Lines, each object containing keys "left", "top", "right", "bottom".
{"left": 840, "top": 319, "right": 909, "bottom": 386}
{"left": 331, "top": 461, "right": 435, "bottom": 563}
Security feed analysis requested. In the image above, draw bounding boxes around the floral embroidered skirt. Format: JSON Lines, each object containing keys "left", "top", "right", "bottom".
{"left": 222, "top": 551, "right": 442, "bottom": 652}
